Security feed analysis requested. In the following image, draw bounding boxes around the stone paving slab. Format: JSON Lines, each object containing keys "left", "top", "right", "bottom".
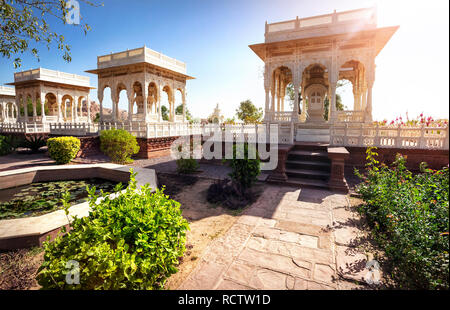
{"left": 179, "top": 186, "right": 376, "bottom": 290}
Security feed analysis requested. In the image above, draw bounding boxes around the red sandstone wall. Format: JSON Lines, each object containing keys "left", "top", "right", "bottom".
{"left": 345, "top": 147, "right": 449, "bottom": 172}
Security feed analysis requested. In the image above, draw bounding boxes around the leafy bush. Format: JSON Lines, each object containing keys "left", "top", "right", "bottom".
{"left": 47, "top": 137, "right": 80, "bottom": 164}
{"left": 355, "top": 147, "right": 449, "bottom": 289}
{"left": 100, "top": 129, "right": 139, "bottom": 164}
{"left": 36, "top": 171, "right": 190, "bottom": 290}
{"left": 206, "top": 143, "right": 261, "bottom": 210}
{"left": 20, "top": 135, "right": 47, "bottom": 152}
{"left": 225, "top": 143, "right": 260, "bottom": 191}
{"left": 0, "top": 135, "right": 15, "bottom": 156}
{"left": 176, "top": 158, "right": 199, "bottom": 174}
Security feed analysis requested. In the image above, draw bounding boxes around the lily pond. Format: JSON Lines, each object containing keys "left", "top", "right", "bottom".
{"left": 0, "top": 179, "right": 126, "bottom": 219}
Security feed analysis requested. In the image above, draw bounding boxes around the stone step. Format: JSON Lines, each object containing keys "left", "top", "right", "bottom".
{"left": 288, "top": 150, "right": 329, "bottom": 162}
{"left": 284, "top": 176, "right": 329, "bottom": 190}
{"left": 293, "top": 142, "right": 329, "bottom": 152}
{"left": 286, "top": 168, "right": 330, "bottom": 180}
{"left": 286, "top": 159, "right": 330, "bottom": 171}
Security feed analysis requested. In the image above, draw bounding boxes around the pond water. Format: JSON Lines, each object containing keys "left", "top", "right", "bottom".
{"left": 0, "top": 178, "right": 126, "bottom": 219}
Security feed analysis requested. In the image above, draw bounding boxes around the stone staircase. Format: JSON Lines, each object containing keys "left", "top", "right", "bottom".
{"left": 284, "top": 143, "right": 331, "bottom": 189}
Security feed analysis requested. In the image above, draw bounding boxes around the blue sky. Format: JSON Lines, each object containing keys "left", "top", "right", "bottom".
{"left": 0, "top": 0, "right": 448, "bottom": 120}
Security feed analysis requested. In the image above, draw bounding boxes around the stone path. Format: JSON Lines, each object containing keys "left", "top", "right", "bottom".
{"left": 179, "top": 185, "right": 371, "bottom": 290}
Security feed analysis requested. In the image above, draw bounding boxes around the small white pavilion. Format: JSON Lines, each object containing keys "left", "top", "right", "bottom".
{"left": 86, "top": 46, "right": 195, "bottom": 125}
{"left": 6, "top": 67, "right": 94, "bottom": 125}
{"left": 0, "top": 86, "right": 17, "bottom": 123}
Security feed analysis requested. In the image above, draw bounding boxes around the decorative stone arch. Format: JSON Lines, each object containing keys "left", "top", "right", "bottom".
{"left": 147, "top": 81, "right": 158, "bottom": 114}
{"left": 161, "top": 84, "right": 174, "bottom": 121}
{"left": 61, "top": 94, "right": 74, "bottom": 122}
{"left": 130, "top": 81, "right": 144, "bottom": 116}
{"left": 338, "top": 59, "right": 368, "bottom": 111}
{"left": 45, "top": 92, "right": 58, "bottom": 117}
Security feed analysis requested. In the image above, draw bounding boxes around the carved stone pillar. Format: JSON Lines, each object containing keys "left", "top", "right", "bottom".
{"left": 98, "top": 91, "right": 103, "bottom": 123}
{"left": 157, "top": 83, "right": 162, "bottom": 122}
{"left": 32, "top": 94, "right": 37, "bottom": 121}
{"left": 74, "top": 96, "right": 79, "bottom": 122}
{"left": 57, "top": 93, "right": 62, "bottom": 123}
{"left": 292, "top": 84, "right": 299, "bottom": 123}
{"left": 143, "top": 82, "right": 149, "bottom": 123}
{"left": 182, "top": 89, "right": 186, "bottom": 122}
{"left": 40, "top": 93, "right": 46, "bottom": 123}
{"left": 329, "top": 82, "right": 337, "bottom": 123}
{"left": 365, "top": 82, "right": 373, "bottom": 123}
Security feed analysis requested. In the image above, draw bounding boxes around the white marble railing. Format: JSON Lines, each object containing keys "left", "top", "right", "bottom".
{"left": 330, "top": 123, "right": 449, "bottom": 150}
{"left": 268, "top": 111, "right": 293, "bottom": 123}
{"left": 266, "top": 7, "right": 376, "bottom": 33}
{"left": 50, "top": 123, "right": 98, "bottom": 136}
{"left": 336, "top": 111, "right": 365, "bottom": 123}
{"left": 0, "top": 122, "right": 50, "bottom": 133}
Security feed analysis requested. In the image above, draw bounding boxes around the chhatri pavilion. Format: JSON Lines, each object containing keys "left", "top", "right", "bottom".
{"left": 6, "top": 68, "right": 94, "bottom": 126}
{"left": 250, "top": 6, "right": 399, "bottom": 143}
{"left": 86, "top": 46, "right": 195, "bottom": 125}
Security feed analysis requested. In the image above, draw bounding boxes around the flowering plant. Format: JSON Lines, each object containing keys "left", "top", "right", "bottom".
{"left": 373, "top": 113, "right": 448, "bottom": 128}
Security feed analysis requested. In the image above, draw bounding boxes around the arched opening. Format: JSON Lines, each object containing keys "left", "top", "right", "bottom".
{"left": 131, "top": 81, "right": 143, "bottom": 120}
{"left": 338, "top": 60, "right": 366, "bottom": 111}
{"left": 18, "top": 95, "right": 25, "bottom": 118}
{"left": 102, "top": 86, "right": 112, "bottom": 120}
{"left": 116, "top": 83, "right": 128, "bottom": 122}
{"left": 44, "top": 93, "right": 57, "bottom": 119}
{"left": 301, "top": 64, "right": 329, "bottom": 122}
{"left": 272, "top": 66, "right": 293, "bottom": 113}
{"left": 77, "top": 96, "right": 87, "bottom": 122}
{"left": 61, "top": 95, "right": 74, "bottom": 122}
{"left": 174, "top": 89, "right": 183, "bottom": 121}
{"left": 7, "top": 102, "right": 17, "bottom": 121}
{"left": 147, "top": 82, "right": 158, "bottom": 116}
{"left": 161, "top": 85, "right": 172, "bottom": 121}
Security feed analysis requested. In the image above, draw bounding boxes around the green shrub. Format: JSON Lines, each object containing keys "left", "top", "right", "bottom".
{"left": 100, "top": 129, "right": 139, "bottom": 164}
{"left": 176, "top": 158, "right": 199, "bottom": 174}
{"left": 47, "top": 136, "right": 80, "bottom": 164}
{"left": 355, "top": 147, "right": 449, "bottom": 289}
{"left": 225, "top": 143, "right": 260, "bottom": 191}
{"left": 36, "top": 171, "right": 189, "bottom": 290}
{"left": 0, "top": 135, "right": 15, "bottom": 156}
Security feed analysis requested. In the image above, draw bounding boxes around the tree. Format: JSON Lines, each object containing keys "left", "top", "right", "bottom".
{"left": 1, "top": 0, "right": 101, "bottom": 68}
{"left": 286, "top": 83, "right": 302, "bottom": 113}
{"left": 235, "top": 100, "right": 263, "bottom": 124}
{"left": 160, "top": 105, "right": 169, "bottom": 121}
{"left": 175, "top": 104, "right": 192, "bottom": 121}
{"left": 323, "top": 94, "right": 344, "bottom": 121}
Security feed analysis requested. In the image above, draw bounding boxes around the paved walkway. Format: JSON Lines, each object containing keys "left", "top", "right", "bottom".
{"left": 179, "top": 185, "right": 370, "bottom": 290}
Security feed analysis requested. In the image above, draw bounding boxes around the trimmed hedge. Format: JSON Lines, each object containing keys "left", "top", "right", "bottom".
{"left": 47, "top": 136, "right": 80, "bottom": 164}
{"left": 100, "top": 129, "right": 139, "bottom": 164}
{"left": 36, "top": 171, "right": 189, "bottom": 289}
